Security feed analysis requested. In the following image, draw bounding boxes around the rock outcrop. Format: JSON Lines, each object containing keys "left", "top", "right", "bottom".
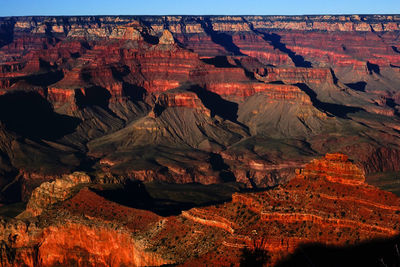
{"left": 296, "top": 153, "right": 365, "bottom": 185}
{"left": 21, "top": 172, "right": 91, "bottom": 217}
{"left": 158, "top": 29, "right": 175, "bottom": 45}
{"left": 0, "top": 15, "right": 400, "bottom": 201}
{"left": 184, "top": 153, "right": 400, "bottom": 265}
{"left": 0, "top": 15, "right": 399, "bottom": 266}
{"left": 1, "top": 154, "right": 399, "bottom": 266}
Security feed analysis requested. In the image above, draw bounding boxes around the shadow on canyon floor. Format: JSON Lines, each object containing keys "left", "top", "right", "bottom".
{"left": 0, "top": 91, "right": 81, "bottom": 140}
{"left": 188, "top": 85, "right": 249, "bottom": 130}
{"left": 240, "top": 237, "right": 270, "bottom": 267}
{"left": 23, "top": 70, "right": 64, "bottom": 87}
{"left": 0, "top": 20, "right": 15, "bottom": 49}
{"left": 0, "top": 202, "right": 25, "bottom": 219}
{"left": 122, "top": 83, "right": 147, "bottom": 101}
{"left": 260, "top": 32, "right": 312, "bottom": 68}
{"left": 345, "top": 81, "right": 367, "bottom": 92}
{"left": 201, "top": 56, "right": 236, "bottom": 68}
{"left": 295, "top": 83, "right": 365, "bottom": 119}
{"left": 242, "top": 18, "right": 312, "bottom": 68}
{"left": 198, "top": 18, "right": 243, "bottom": 56}
{"left": 94, "top": 180, "right": 246, "bottom": 216}
{"left": 75, "top": 86, "right": 111, "bottom": 109}
{"left": 367, "top": 61, "right": 380, "bottom": 75}
{"left": 275, "top": 234, "right": 400, "bottom": 267}
{"left": 189, "top": 85, "right": 240, "bottom": 122}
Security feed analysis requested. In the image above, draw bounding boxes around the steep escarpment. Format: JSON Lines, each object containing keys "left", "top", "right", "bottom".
{"left": 0, "top": 217, "right": 170, "bottom": 267}
{"left": 179, "top": 153, "right": 400, "bottom": 265}
{"left": 0, "top": 153, "right": 398, "bottom": 266}
{"left": 0, "top": 15, "right": 399, "bottom": 201}
{"left": 21, "top": 172, "right": 91, "bottom": 217}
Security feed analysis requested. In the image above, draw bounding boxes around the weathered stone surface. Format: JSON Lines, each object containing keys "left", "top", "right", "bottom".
{"left": 297, "top": 153, "right": 366, "bottom": 185}
{"left": 22, "top": 172, "right": 91, "bottom": 217}
{"left": 158, "top": 29, "right": 175, "bottom": 45}
{"left": 2, "top": 154, "right": 398, "bottom": 266}
{"left": 0, "top": 15, "right": 400, "bottom": 203}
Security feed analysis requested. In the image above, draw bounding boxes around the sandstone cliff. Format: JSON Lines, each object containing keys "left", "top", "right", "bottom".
{"left": 0, "top": 154, "right": 398, "bottom": 266}
{"left": 0, "top": 15, "right": 399, "bottom": 201}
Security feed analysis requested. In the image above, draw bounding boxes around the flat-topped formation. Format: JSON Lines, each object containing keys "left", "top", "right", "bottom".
{"left": 297, "top": 153, "right": 365, "bottom": 185}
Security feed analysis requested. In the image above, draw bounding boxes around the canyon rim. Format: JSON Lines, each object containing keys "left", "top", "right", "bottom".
{"left": 0, "top": 13, "right": 399, "bottom": 266}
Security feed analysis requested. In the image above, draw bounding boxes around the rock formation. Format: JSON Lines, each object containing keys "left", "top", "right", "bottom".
{"left": 158, "top": 29, "right": 175, "bottom": 45}
{"left": 0, "top": 154, "right": 398, "bottom": 266}
{"left": 180, "top": 153, "right": 400, "bottom": 265}
{"left": 296, "top": 153, "right": 365, "bottom": 185}
{"left": 0, "top": 15, "right": 399, "bottom": 212}
{"left": 21, "top": 172, "right": 91, "bottom": 217}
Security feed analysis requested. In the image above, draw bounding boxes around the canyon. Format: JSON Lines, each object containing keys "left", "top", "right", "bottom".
{"left": 0, "top": 153, "right": 399, "bottom": 266}
{"left": 0, "top": 15, "right": 399, "bottom": 266}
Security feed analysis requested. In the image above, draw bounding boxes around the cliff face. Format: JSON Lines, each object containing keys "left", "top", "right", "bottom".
{"left": 0, "top": 15, "right": 400, "bottom": 201}
{"left": 297, "top": 153, "right": 365, "bottom": 185}
{"left": 182, "top": 153, "right": 400, "bottom": 265}
{"left": 22, "top": 172, "right": 91, "bottom": 217}
{"left": 0, "top": 219, "right": 170, "bottom": 267}
{"left": 0, "top": 154, "right": 399, "bottom": 266}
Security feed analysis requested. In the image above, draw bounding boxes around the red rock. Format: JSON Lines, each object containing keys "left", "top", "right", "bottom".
{"left": 259, "top": 67, "right": 334, "bottom": 84}
{"left": 297, "top": 153, "right": 365, "bottom": 185}
{"left": 1, "top": 154, "right": 400, "bottom": 266}
{"left": 22, "top": 172, "right": 91, "bottom": 217}
{"left": 155, "top": 91, "right": 211, "bottom": 115}
{"left": 0, "top": 19, "right": 400, "bottom": 267}
{"left": 47, "top": 87, "right": 79, "bottom": 110}
{"left": 158, "top": 29, "right": 175, "bottom": 45}
{"left": 206, "top": 82, "right": 312, "bottom": 103}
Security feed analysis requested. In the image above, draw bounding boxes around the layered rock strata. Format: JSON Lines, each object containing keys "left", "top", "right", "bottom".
{"left": 0, "top": 15, "right": 400, "bottom": 201}
{"left": 0, "top": 154, "right": 398, "bottom": 266}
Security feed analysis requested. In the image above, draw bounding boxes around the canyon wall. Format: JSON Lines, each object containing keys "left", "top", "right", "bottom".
{"left": 0, "top": 15, "right": 399, "bottom": 200}
{"left": 1, "top": 154, "right": 397, "bottom": 266}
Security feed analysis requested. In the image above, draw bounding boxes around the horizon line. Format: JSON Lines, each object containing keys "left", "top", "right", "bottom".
{"left": 1, "top": 13, "right": 400, "bottom": 18}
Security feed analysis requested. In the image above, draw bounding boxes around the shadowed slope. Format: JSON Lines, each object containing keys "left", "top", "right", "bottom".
{"left": 276, "top": 235, "right": 400, "bottom": 267}
{"left": 0, "top": 15, "right": 400, "bottom": 202}
{"left": 0, "top": 91, "right": 80, "bottom": 140}
{"left": 198, "top": 18, "right": 243, "bottom": 56}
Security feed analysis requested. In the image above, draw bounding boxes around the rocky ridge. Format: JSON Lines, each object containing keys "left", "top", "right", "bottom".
{"left": 21, "top": 172, "right": 91, "bottom": 217}
{"left": 0, "top": 153, "right": 398, "bottom": 266}
{"left": 0, "top": 15, "right": 399, "bottom": 202}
